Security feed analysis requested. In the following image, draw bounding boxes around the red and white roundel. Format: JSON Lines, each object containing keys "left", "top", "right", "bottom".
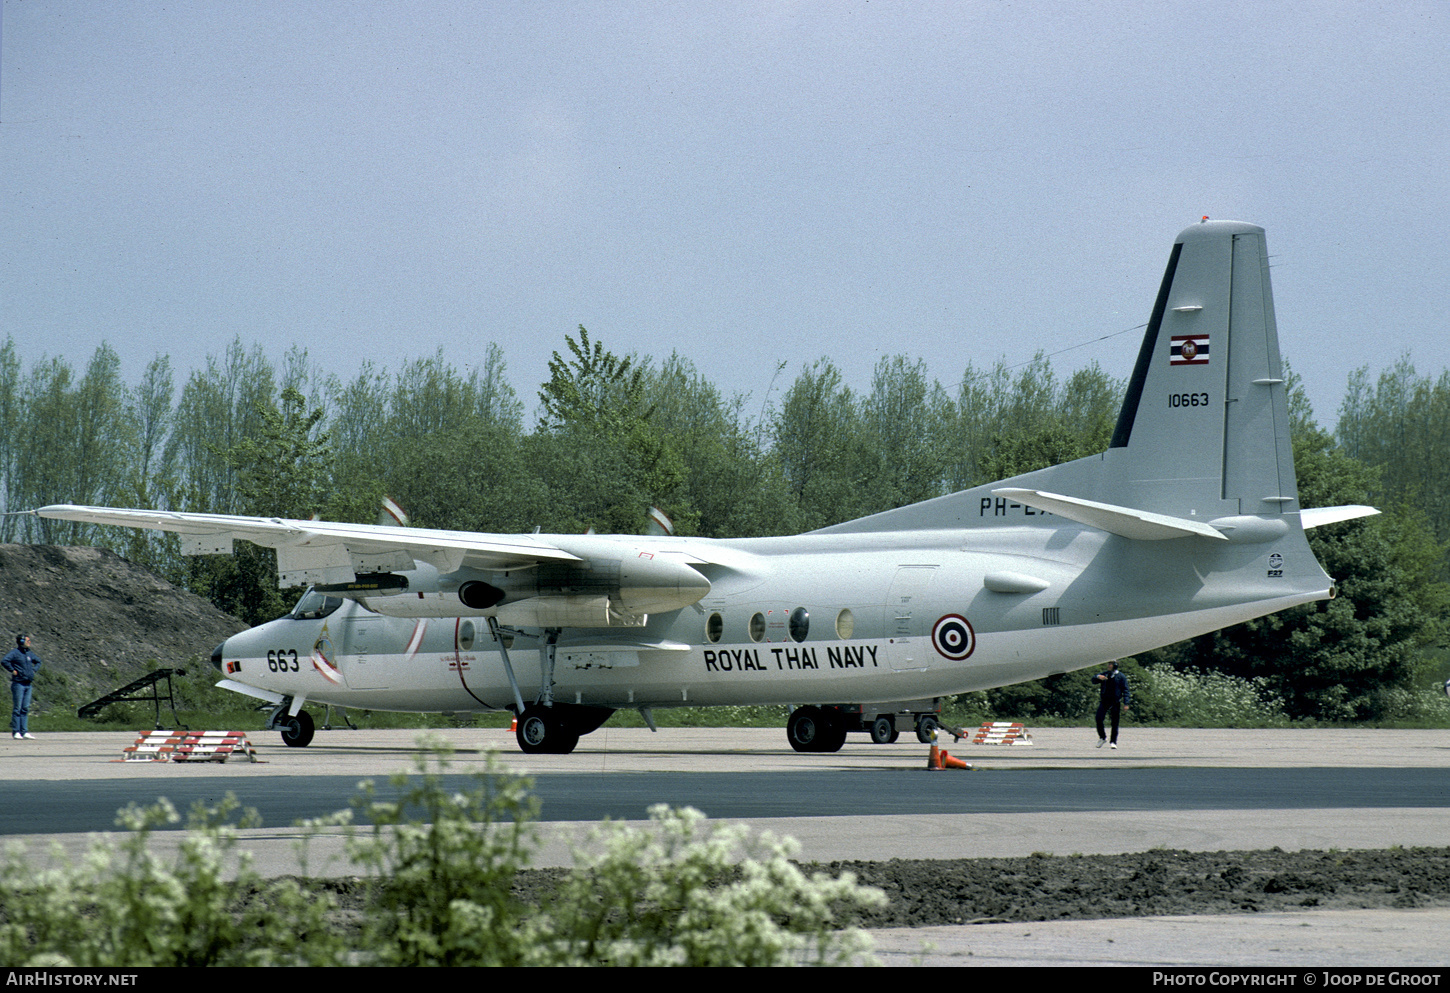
{"left": 931, "top": 614, "right": 976, "bottom": 661}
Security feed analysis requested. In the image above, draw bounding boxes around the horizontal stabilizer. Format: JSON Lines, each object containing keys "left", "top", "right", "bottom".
{"left": 991, "top": 488, "right": 1229, "bottom": 541}
{"left": 1301, "top": 505, "right": 1380, "bottom": 529}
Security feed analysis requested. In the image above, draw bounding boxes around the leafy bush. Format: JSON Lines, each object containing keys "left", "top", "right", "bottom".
{"left": 0, "top": 795, "right": 336, "bottom": 966}
{"left": 540, "top": 806, "right": 883, "bottom": 966}
{"left": 323, "top": 738, "right": 540, "bottom": 966}
{"left": 1128, "top": 664, "right": 1289, "bottom": 727}
{"left": 0, "top": 737, "right": 884, "bottom": 967}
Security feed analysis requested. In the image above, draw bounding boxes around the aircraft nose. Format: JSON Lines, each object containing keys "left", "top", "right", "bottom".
{"left": 211, "top": 640, "right": 227, "bottom": 671}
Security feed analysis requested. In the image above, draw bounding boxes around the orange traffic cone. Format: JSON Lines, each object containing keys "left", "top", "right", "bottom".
{"left": 940, "top": 749, "right": 970, "bottom": 770}
{"left": 927, "top": 730, "right": 943, "bottom": 770}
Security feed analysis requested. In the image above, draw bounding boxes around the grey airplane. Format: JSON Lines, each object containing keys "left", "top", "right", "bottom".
{"left": 40, "top": 221, "right": 1376, "bottom": 754}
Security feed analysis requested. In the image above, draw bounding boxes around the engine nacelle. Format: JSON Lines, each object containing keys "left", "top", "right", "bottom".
{"left": 348, "top": 543, "right": 711, "bottom": 627}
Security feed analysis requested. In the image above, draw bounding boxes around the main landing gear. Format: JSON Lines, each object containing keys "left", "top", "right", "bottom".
{"left": 492, "top": 619, "right": 614, "bottom": 755}
{"left": 785, "top": 702, "right": 940, "bottom": 751}
{"left": 786, "top": 706, "right": 847, "bottom": 753}
{"left": 514, "top": 702, "right": 614, "bottom": 755}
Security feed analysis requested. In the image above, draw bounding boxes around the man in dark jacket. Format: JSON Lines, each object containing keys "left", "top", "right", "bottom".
{"left": 3, "top": 634, "right": 42, "bottom": 740}
{"left": 1093, "top": 659, "right": 1130, "bottom": 750}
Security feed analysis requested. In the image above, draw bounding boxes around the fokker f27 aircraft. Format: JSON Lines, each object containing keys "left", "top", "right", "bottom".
{"left": 40, "top": 221, "right": 1376, "bottom": 754}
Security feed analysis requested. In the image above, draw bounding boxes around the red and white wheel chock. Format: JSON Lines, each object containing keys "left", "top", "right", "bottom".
{"left": 123, "top": 730, "right": 260, "bottom": 763}
{"left": 970, "top": 722, "right": 1033, "bottom": 746}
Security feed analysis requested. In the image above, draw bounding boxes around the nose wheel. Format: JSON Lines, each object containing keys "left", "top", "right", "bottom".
{"left": 279, "top": 709, "right": 315, "bottom": 747}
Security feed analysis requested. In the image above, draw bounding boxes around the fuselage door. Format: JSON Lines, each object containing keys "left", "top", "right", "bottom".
{"left": 886, "top": 565, "right": 938, "bottom": 670}
{"left": 338, "top": 611, "right": 387, "bottom": 689}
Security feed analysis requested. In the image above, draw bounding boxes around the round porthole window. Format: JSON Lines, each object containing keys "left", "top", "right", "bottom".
{"left": 458, "top": 620, "right": 475, "bottom": 651}
{"left": 789, "top": 607, "right": 810, "bottom": 643}
{"left": 706, "top": 612, "right": 723, "bottom": 643}
{"left": 836, "top": 608, "right": 854, "bottom": 639}
{"left": 748, "top": 612, "right": 766, "bottom": 643}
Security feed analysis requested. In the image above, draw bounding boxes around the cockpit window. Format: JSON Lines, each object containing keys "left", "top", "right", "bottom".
{"left": 291, "top": 588, "right": 344, "bottom": 620}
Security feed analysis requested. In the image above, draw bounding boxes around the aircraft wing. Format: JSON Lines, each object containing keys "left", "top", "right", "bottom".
{"left": 34, "top": 504, "right": 582, "bottom": 585}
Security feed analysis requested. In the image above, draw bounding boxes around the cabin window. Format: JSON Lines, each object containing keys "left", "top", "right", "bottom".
{"left": 836, "top": 608, "right": 855, "bottom": 639}
{"left": 706, "top": 612, "right": 723, "bottom": 643}
{"left": 458, "top": 619, "right": 476, "bottom": 650}
{"left": 748, "top": 612, "right": 766, "bottom": 643}
{"left": 789, "top": 607, "right": 810, "bottom": 643}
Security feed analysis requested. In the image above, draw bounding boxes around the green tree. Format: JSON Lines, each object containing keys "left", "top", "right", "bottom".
{"left": 860, "top": 356, "right": 952, "bottom": 512}
{"left": 1145, "top": 421, "right": 1449, "bottom": 721}
{"left": 773, "top": 360, "right": 870, "bottom": 530}
{"left": 0, "top": 337, "right": 22, "bottom": 538}
{"left": 191, "top": 386, "right": 334, "bottom": 625}
{"left": 535, "top": 328, "right": 684, "bottom": 534}
{"left": 1338, "top": 355, "right": 1450, "bottom": 548}
{"left": 538, "top": 326, "right": 652, "bottom": 434}
{"left": 166, "top": 338, "right": 276, "bottom": 515}
{"left": 123, "top": 355, "right": 181, "bottom": 574}
{"left": 635, "top": 353, "right": 799, "bottom": 538}
{"left": 12, "top": 346, "right": 140, "bottom": 546}
{"left": 976, "top": 424, "right": 1091, "bottom": 482}
{"left": 227, "top": 386, "right": 332, "bottom": 520}
{"left": 945, "top": 354, "right": 1119, "bottom": 491}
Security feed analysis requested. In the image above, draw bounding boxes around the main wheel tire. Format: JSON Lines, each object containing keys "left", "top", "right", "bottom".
{"left": 817, "top": 712, "right": 847, "bottom": 752}
{"left": 786, "top": 706, "right": 823, "bottom": 752}
{"left": 915, "top": 716, "right": 940, "bottom": 744}
{"left": 869, "top": 715, "right": 896, "bottom": 745}
{"left": 280, "top": 709, "right": 315, "bottom": 748}
{"left": 515, "top": 707, "right": 580, "bottom": 754}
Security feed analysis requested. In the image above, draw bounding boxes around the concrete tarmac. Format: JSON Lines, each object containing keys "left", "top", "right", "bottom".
{"left": 2, "top": 725, "right": 1448, "bottom": 967}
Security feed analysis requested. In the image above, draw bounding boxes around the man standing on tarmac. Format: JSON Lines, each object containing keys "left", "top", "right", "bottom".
{"left": 1093, "top": 659, "right": 1130, "bottom": 750}
{"left": 3, "top": 634, "right": 42, "bottom": 740}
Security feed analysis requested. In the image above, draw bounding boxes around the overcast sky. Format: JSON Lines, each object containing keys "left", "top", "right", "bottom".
{"left": 3, "top": 1, "right": 1447, "bottom": 428}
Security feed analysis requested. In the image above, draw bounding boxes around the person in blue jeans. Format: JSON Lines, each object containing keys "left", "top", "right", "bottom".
{"left": 3, "top": 634, "right": 42, "bottom": 740}
{"left": 1093, "top": 659, "right": 1130, "bottom": 749}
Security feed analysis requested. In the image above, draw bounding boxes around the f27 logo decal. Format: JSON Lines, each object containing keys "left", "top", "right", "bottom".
{"left": 932, "top": 614, "right": 976, "bottom": 661}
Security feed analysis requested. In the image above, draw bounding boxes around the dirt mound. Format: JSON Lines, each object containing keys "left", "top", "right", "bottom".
{"left": 349, "top": 846, "right": 1450, "bottom": 929}
{"left": 829, "top": 847, "right": 1450, "bottom": 926}
{"left": 0, "top": 543, "right": 246, "bottom": 695}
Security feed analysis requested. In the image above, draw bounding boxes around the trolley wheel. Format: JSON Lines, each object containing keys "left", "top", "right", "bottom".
{"left": 869, "top": 715, "right": 896, "bottom": 745}
{"left": 915, "top": 716, "right": 940, "bottom": 744}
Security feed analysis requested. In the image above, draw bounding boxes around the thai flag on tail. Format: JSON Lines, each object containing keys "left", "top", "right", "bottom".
{"left": 1170, "top": 334, "right": 1209, "bottom": 365}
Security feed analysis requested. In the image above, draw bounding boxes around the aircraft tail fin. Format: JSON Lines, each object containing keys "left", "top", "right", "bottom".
{"left": 1097, "top": 219, "right": 1296, "bottom": 520}
{"left": 815, "top": 220, "right": 1307, "bottom": 535}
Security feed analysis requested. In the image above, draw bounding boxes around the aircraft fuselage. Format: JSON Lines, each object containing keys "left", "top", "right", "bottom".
{"left": 216, "top": 517, "right": 1327, "bottom": 716}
